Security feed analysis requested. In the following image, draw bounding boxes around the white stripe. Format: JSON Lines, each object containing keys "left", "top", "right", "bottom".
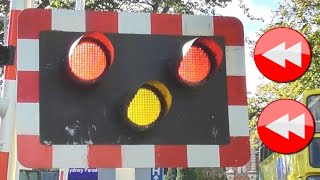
{"left": 16, "top": 103, "right": 39, "bottom": 135}
{"left": 52, "top": 10, "right": 85, "bottom": 32}
{"left": 118, "top": 12, "right": 151, "bottom": 34}
{"left": 121, "top": 145, "right": 155, "bottom": 167}
{"left": 182, "top": 15, "right": 213, "bottom": 36}
{"left": 17, "top": 39, "right": 39, "bottom": 71}
{"left": 25, "top": 0, "right": 36, "bottom": 8}
{"left": 53, "top": 145, "right": 88, "bottom": 168}
{"left": 226, "top": 46, "right": 246, "bottom": 76}
{"left": 228, "top": 106, "right": 249, "bottom": 136}
{"left": 11, "top": 0, "right": 25, "bottom": 10}
{"left": 187, "top": 145, "right": 220, "bottom": 167}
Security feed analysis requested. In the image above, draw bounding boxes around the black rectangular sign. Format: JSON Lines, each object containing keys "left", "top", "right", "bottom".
{"left": 39, "top": 31, "right": 230, "bottom": 145}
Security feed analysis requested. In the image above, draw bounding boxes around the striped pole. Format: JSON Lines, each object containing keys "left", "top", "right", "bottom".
{"left": 0, "top": 1, "right": 34, "bottom": 179}
{"left": 0, "top": 0, "right": 20, "bottom": 177}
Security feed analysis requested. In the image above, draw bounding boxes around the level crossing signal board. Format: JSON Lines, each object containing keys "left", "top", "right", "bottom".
{"left": 16, "top": 9, "right": 249, "bottom": 168}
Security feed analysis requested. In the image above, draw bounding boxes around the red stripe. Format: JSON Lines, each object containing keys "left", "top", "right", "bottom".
{"left": 0, "top": 152, "right": 9, "bottom": 180}
{"left": 219, "top": 136, "right": 250, "bottom": 167}
{"left": 5, "top": 10, "right": 21, "bottom": 80}
{"left": 17, "top": 135, "right": 52, "bottom": 168}
{"left": 151, "top": 13, "right": 182, "bottom": 35}
{"left": 7, "top": 10, "right": 20, "bottom": 47}
{"left": 86, "top": 11, "right": 118, "bottom": 33}
{"left": 17, "top": 71, "right": 39, "bottom": 103}
{"left": 155, "top": 145, "right": 187, "bottom": 167}
{"left": 227, "top": 76, "right": 247, "bottom": 105}
{"left": 18, "top": 9, "right": 52, "bottom": 39}
{"left": 213, "top": 16, "right": 244, "bottom": 46}
{"left": 88, "top": 145, "right": 122, "bottom": 168}
{"left": 4, "top": 63, "right": 17, "bottom": 80}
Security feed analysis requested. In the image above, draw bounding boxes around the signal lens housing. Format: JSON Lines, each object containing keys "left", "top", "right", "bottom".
{"left": 123, "top": 81, "right": 172, "bottom": 131}
{"left": 178, "top": 45, "right": 211, "bottom": 83}
{"left": 67, "top": 32, "right": 114, "bottom": 85}
{"left": 176, "top": 37, "right": 223, "bottom": 87}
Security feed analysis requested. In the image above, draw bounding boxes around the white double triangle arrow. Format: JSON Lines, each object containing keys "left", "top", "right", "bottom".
{"left": 266, "top": 113, "right": 305, "bottom": 139}
{"left": 262, "top": 42, "right": 302, "bottom": 68}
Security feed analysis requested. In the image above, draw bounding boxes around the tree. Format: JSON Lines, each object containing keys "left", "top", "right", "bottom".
{"left": 195, "top": 168, "right": 227, "bottom": 180}
{"left": 0, "top": 0, "right": 9, "bottom": 44}
{"left": 176, "top": 168, "right": 197, "bottom": 180}
{"left": 165, "top": 168, "right": 177, "bottom": 180}
{"left": 35, "top": 0, "right": 231, "bottom": 14}
{"left": 249, "top": 0, "right": 320, "bottom": 150}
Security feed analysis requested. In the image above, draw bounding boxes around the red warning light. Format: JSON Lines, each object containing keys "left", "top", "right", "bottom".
{"left": 67, "top": 32, "right": 114, "bottom": 85}
{"left": 69, "top": 40, "right": 107, "bottom": 81}
{"left": 178, "top": 45, "right": 211, "bottom": 84}
{"left": 176, "top": 37, "right": 223, "bottom": 86}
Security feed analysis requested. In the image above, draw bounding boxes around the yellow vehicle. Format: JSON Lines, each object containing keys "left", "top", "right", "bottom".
{"left": 259, "top": 89, "right": 320, "bottom": 180}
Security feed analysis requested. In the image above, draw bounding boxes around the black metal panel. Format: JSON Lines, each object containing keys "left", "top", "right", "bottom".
{"left": 39, "top": 31, "right": 230, "bottom": 145}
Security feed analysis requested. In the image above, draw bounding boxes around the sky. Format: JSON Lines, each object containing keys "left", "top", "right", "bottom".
{"left": 215, "top": 0, "right": 282, "bottom": 93}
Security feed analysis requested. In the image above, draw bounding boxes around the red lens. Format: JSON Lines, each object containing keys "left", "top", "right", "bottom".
{"left": 178, "top": 46, "right": 211, "bottom": 84}
{"left": 69, "top": 40, "right": 107, "bottom": 82}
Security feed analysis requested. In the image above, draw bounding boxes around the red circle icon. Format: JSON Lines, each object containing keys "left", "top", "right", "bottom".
{"left": 254, "top": 27, "right": 312, "bottom": 82}
{"left": 257, "top": 99, "right": 315, "bottom": 154}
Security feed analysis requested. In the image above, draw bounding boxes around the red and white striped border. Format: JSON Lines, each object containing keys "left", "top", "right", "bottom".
{"left": 16, "top": 9, "right": 249, "bottom": 168}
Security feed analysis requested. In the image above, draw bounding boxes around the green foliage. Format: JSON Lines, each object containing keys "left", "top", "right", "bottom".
{"left": 0, "top": 0, "right": 9, "bottom": 13}
{"left": 195, "top": 168, "right": 226, "bottom": 180}
{"left": 165, "top": 168, "right": 226, "bottom": 180}
{"left": 165, "top": 168, "right": 177, "bottom": 180}
{"left": 34, "top": 0, "right": 231, "bottom": 14}
{"left": 249, "top": 0, "right": 320, "bottom": 150}
{"left": 176, "top": 168, "right": 197, "bottom": 180}
{"left": 0, "top": 0, "right": 9, "bottom": 44}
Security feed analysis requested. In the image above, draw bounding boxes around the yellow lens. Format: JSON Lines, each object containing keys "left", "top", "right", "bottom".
{"left": 127, "top": 88, "right": 161, "bottom": 126}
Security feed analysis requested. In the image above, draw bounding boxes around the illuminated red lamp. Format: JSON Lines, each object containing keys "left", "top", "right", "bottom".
{"left": 176, "top": 37, "right": 223, "bottom": 87}
{"left": 66, "top": 32, "right": 114, "bottom": 85}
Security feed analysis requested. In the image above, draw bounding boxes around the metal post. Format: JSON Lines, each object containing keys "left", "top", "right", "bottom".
{"left": 75, "top": 0, "right": 85, "bottom": 10}
{"left": 250, "top": 148, "right": 256, "bottom": 171}
{"left": 25, "top": 0, "right": 35, "bottom": 8}
{"left": 247, "top": 148, "right": 258, "bottom": 180}
{"left": 3, "top": 15, "right": 8, "bottom": 47}
{"left": 0, "top": 0, "right": 30, "bottom": 179}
